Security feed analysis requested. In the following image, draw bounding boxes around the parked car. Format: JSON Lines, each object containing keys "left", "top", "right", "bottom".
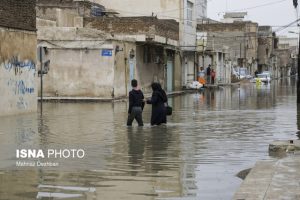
{"left": 255, "top": 73, "right": 271, "bottom": 83}
{"left": 262, "top": 71, "right": 272, "bottom": 77}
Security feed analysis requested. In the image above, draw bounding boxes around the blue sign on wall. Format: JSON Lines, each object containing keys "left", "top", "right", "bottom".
{"left": 102, "top": 49, "right": 113, "bottom": 57}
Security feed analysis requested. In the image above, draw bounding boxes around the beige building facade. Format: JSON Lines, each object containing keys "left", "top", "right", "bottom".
{"left": 37, "top": 0, "right": 180, "bottom": 98}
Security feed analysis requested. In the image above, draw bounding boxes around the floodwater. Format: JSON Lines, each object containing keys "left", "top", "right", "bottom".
{"left": 0, "top": 78, "right": 299, "bottom": 200}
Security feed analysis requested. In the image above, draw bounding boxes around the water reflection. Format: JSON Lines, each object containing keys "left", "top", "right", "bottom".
{"left": 297, "top": 103, "right": 300, "bottom": 139}
{"left": 127, "top": 127, "right": 145, "bottom": 176}
{"left": 0, "top": 79, "right": 298, "bottom": 200}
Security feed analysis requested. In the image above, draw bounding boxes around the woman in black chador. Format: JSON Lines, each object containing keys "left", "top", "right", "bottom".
{"left": 147, "top": 82, "right": 167, "bottom": 126}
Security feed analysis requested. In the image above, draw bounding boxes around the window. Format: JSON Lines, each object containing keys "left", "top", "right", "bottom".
{"left": 187, "top": 1, "right": 193, "bottom": 26}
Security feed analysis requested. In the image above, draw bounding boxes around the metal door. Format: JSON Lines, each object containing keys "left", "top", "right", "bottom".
{"left": 167, "top": 60, "right": 173, "bottom": 92}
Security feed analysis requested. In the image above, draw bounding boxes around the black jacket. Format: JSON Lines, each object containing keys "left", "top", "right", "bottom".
{"left": 128, "top": 89, "right": 145, "bottom": 114}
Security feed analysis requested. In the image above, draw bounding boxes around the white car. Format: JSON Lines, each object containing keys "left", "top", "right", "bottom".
{"left": 255, "top": 73, "right": 271, "bottom": 83}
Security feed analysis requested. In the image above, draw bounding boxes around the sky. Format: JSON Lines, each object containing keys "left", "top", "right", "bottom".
{"left": 207, "top": 0, "right": 299, "bottom": 37}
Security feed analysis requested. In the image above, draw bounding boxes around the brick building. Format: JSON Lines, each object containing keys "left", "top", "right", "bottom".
{"left": 0, "top": 0, "right": 37, "bottom": 116}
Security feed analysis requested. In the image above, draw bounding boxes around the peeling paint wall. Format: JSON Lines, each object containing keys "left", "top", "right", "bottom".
{"left": 0, "top": 28, "right": 37, "bottom": 116}
{"left": 113, "top": 41, "right": 136, "bottom": 97}
{"left": 41, "top": 47, "right": 115, "bottom": 98}
{"left": 37, "top": 25, "right": 119, "bottom": 98}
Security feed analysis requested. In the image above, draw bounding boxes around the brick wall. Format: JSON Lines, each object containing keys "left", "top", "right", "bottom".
{"left": 198, "top": 22, "right": 258, "bottom": 35}
{"left": 0, "top": 0, "right": 36, "bottom": 31}
{"left": 84, "top": 17, "right": 179, "bottom": 41}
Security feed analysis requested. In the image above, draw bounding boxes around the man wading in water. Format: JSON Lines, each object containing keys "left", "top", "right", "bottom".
{"left": 127, "top": 79, "right": 145, "bottom": 126}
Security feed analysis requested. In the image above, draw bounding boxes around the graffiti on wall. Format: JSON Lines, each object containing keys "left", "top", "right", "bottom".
{"left": 17, "top": 97, "right": 28, "bottom": 110}
{"left": 1, "top": 57, "right": 36, "bottom": 111}
{"left": 7, "top": 79, "right": 35, "bottom": 95}
{"left": 3, "top": 57, "right": 36, "bottom": 76}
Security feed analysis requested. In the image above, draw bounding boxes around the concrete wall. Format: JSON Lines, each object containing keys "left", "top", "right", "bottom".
{"left": 41, "top": 45, "right": 116, "bottom": 98}
{"left": 38, "top": 27, "right": 114, "bottom": 98}
{"left": 0, "top": 28, "right": 37, "bottom": 116}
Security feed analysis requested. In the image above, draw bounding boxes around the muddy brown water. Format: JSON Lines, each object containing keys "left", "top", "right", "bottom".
{"left": 0, "top": 78, "right": 298, "bottom": 200}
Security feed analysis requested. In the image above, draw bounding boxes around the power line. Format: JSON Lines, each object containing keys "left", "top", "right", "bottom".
{"left": 273, "top": 18, "right": 300, "bottom": 33}
{"left": 110, "top": 0, "right": 289, "bottom": 25}
{"left": 226, "top": 0, "right": 289, "bottom": 12}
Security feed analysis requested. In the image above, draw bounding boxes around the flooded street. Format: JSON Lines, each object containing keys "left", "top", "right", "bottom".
{"left": 0, "top": 78, "right": 299, "bottom": 200}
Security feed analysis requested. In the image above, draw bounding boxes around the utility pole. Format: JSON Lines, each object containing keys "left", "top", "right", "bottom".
{"left": 202, "top": 38, "right": 205, "bottom": 69}
{"left": 298, "top": 28, "right": 300, "bottom": 103}
{"left": 293, "top": 0, "right": 300, "bottom": 103}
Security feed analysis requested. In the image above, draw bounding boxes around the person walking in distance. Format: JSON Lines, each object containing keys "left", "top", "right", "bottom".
{"left": 211, "top": 69, "right": 216, "bottom": 84}
{"left": 254, "top": 70, "right": 259, "bottom": 78}
{"left": 127, "top": 79, "right": 145, "bottom": 126}
{"left": 206, "top": 64, "right": 211, "bottom": 84}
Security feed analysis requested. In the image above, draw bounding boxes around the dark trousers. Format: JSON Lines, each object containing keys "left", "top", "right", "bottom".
{"left": 127, "top": 107, "right": 143, "bottom": 126}
{"left": 206, "top": 75, "right": 211, "bottom": 84}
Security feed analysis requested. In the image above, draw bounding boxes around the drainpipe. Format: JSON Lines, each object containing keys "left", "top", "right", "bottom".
{"left": 39, "top": 47, "right": 43, "bottom": 112}
{"left": 297, "top": 30, "right": 300, "bottom": 103}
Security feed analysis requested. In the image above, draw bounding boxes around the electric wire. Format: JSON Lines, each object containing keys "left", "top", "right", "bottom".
{"left": 226, "top": 0, "right": 289, "bottom": 12}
